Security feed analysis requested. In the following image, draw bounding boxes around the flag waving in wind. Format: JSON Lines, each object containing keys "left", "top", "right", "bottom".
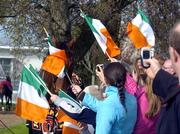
{"left": 81, "top": 13, "right": 121, "bottom": 58}
{"left": 41, "top": 40, "right": 67, "bottom": 78}
{"left": 127, "top": 8, "right": 155, "bottom": 48}
{"left": 16, "top": 66, "right": 50, "bottom": 123}
{"left": 17, "top": 65, "right": 80, "bottom": 133}
{"left": 55, "top": 90, "right": 96, "bottom": 126}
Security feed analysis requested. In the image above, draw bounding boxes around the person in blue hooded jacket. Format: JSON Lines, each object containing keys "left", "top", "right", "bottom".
{"left": 72, "top": 62, "right": 137, "bottom": 134}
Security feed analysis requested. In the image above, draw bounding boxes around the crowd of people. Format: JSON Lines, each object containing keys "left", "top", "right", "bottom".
{"left": 1, "top": 21, "right": 178, "bottom": 134}
{"left": 49, "top": 21, "right": 180, "bottom": 134}
{"left": 0, "top": 22, "right": 178, "bottom": 134}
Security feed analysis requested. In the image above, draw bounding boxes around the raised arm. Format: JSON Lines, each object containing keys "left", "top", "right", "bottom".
{"left": 78, "top": 91, "right": 100, "bottom": 113}
{"left": 72, "top": 84, "right": 100, "bottom": 112}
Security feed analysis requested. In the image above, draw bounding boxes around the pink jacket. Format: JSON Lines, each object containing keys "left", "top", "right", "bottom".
{"left": 125, "top": 74, "right": 159, "bottom": 134}
{"left": 0, "top": 80, "right": 13, "bottom": 91}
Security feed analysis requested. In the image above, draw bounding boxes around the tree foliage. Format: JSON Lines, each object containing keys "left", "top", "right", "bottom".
{"left": 146, "top": 0, "right": 180, "bottom": 57}
{"left": 0, "top": 0, "right": 179, "bottom": 85}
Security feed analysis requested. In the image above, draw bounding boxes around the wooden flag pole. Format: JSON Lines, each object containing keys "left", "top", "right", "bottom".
{"left": 25, "top": 65, "right": 53, "bottom": 96}
{"left": 65, "top": 72, "right": 73, "bottom": 85}
{"left": 45, "top": 88, "right": 53, "bottom": 96}
{"left": 43, "top": 27, "right": 49, "bottom": 37}
{"left": 79, "top": 8, "right": 83, "bottom": 13}
{"left": 105, "top": 51, "right": 112, "bottom": 60}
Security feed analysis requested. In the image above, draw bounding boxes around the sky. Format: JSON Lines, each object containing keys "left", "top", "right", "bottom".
{"left": 0, "top": 26, "right": 10, "bottom": 45}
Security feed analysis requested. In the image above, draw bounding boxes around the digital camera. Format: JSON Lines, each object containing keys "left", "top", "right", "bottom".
{"left": 96, "top": 64, "right": 104, "bottom": 72}
{"left": 140, "top": 47, "right": 154, "bottom": 68}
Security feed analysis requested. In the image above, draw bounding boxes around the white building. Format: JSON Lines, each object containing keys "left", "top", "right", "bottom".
{"left": 0, "top": 45, "right": 47, "bottom": 103}
{"left": 0, "top": 45, "right": 46, "bottom": 90}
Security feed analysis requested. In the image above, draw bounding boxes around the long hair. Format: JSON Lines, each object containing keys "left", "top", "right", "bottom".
{"left": 145, "top": 77, "right": 161, "bottom": 118}
{"left": 39, "top": 70, "right": 58, "bottom": 102}
{"left": 134, "top": 58, "right": 161, "bottom": 118}
{"left": 103, "top": 62, "right": 127, "bottom": 111}
{"left": 40, "top": 39, "right": 75, "bottom": 96}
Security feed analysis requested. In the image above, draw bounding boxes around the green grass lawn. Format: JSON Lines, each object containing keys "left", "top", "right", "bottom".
{"left": 0, "top": 123, "right": 28, "bottom": 134}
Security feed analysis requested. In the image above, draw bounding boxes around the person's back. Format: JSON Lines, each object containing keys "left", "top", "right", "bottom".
{"left": 123, "top": 91, "right": 137, "bottom": 134}
{"left": 3, "top": 84, "right": 12, "bottom": 96}
{"left": 144, "top": 21, "right": 180, "bottom": 134}
{"left": 154, "top": 21, "right": 180, "bottom": 134}
{"left": 125, "top": 73, "right": 160, "bottom": 134}
{"left": 126, "top": 57, "right": 161, "bottom": 134}
{"left": 70, "top": 62, "right": 137, "bottom": 134}
{"left": 95, "top": 86, "right": 137, "bottom": 134}
{"left": 153, "top": 70, "right": 179, "bottom": 134}
{"left": 133, "top": 87, "right": 159, "bottom": 134}
{"left": 95, "top": 86, "right": 126, "bottom": 134}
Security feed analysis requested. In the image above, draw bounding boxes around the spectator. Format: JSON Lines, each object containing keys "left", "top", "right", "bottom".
{"left": 71, "top": 72, "right": 94, "bottom": 134}
{"left": 71, "top": 62, "right": 137, "bottom": 134}
{"left": 162, "top": 59, "right": 175, "bottom": 75}
{"left": 51, "top": 71, "right": 96, "bottom": 134}
{"left": 0, "top": 76, "right": 13, "bottom": 110}
{"left": 125, "top": 58, "right": 161, "bottom": 134}
{"left": 144, "top": 21, "right": 180, "bottom": 134}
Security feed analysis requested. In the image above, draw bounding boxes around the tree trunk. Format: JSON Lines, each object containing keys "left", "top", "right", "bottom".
{"left": 50, "top": 0, "right": 71, "bottom": 42}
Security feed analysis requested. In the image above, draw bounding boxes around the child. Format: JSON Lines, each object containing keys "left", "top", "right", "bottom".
{"left": 125, "top": 58, "right": 161, "bottom": 134}
{"left": 68, "top": 62, "right": 137, "bottom": 134}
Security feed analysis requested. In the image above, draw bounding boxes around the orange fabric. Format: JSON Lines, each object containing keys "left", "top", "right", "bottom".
{"left": 41, "top": 56, "right": 65, "bottom": 76}
{"left": 62, "top": 126, "right": 79, "bottom": 134}
{"left": 57, "top": 110, "right": 80, "bottom": 134}
{"left": 100, "top": 28, "right": 121, "bottom": 58}
{"left": 57, "top": 110, "right": 78, "bottom": 125}
{"left": 127, "top": 22, "right": 151, "bottom": 49}
{"left": 16, "top": 98, "right": 49, "bottom": 123}
{"left": 51, "top": 50, "right": 67, "bottom": 62}
{"left": 41, "top": 49, "right": 67, "bottom": 76}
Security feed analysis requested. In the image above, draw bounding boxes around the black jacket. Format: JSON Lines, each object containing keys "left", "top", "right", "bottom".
{"left": 153, "top": 69, "right": 180, "bottom": 134}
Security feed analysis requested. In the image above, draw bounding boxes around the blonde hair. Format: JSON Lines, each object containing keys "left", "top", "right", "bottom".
{"left": 144, "top": 77, "right": 161, "bottom": 118}
{"left": 134, "top": 58, "right": 161, "bottom": 118}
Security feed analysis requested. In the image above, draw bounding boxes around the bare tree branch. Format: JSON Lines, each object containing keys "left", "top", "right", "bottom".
{"left": 81, "top": 60, "right": 94, "bottom": 74}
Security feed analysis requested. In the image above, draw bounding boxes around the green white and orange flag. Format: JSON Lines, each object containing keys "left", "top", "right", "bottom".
{"left": 127, "top": 8, "right": 155, "bottom": 49}
{"left": 41, "top": 43, "right": 67, "bottom": 78}
{"left": 16, "top": 66, "right": 50, "bottom": 123}
{"left": 81, "top": 13, "right": 121, "bottom": 58}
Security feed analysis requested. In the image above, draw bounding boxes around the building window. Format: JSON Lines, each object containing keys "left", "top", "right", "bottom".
{"left": 0, "top": 58, "right": 11, "bottom": 76}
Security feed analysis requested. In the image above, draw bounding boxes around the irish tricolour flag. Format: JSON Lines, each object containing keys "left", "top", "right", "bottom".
{"left": 16, "top": 65, "right": 49, "bottom": 123}
{"left": 127, "top": 8, "right": 155, "bottom": 48}
{"left": 81, "top": 13, "right": 121, "bottom": 58}
{"left": 41, "top": 43, "right": 67, "bottom": 78}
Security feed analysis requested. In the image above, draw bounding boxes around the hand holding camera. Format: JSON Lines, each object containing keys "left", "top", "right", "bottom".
{"left": 140, "top": 47, "right": 154, "bottom": 68}
{"left": 96, "top": 64, "right": 105, "bottom": 84}
{"left": 143, "top": 58, "right": 161, "bottom": 79}
{"left": 96, "top": 64, "right": 104, "bottom": 72}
